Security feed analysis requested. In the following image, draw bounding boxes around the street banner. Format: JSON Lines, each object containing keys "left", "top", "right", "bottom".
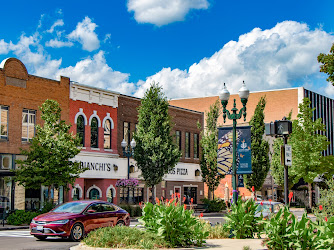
{"left": 238, "top": 175, "right": 245, "bottom": 187}
{"left": 217, "top": 126, "right": 252, "bottom": 175}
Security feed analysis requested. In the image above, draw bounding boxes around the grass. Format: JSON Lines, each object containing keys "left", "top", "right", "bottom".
{"left": 83, "top": 225, "right": 171, "bottom": 249}
{"left": 202, "top": 221, "right": 230, "bottom": 239}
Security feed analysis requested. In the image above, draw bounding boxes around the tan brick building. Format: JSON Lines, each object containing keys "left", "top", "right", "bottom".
{"left": 0, "top": 58, "right": 70, "bottom": 210}
{"left": 169, "top": 87, "right": 334, "bottom": 201}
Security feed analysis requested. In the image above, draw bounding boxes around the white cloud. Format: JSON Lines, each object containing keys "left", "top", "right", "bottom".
{"left": 127, "top": 0, "right": 209, "bottom": 26}
{"left": 134, "top": 21, "right": 334, "bottom": 99}
{"left": 68, "top": 17, "right": 100, "bottom": 51}
{"left": 0, "top": 39, "right": 9, "bottom": 54}
{"left": 45, "top": 39, "right": 73, "bottom": 48}
{"left": 47, "top": 19, "right": 64, "bottom": 33}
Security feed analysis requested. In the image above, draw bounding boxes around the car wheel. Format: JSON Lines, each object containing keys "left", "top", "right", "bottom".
{"left": 116, "top": 220, "right": 125, "bottom": 226}
{"left": 70, "top": 223, "right": 84, "bottom": 242}
{"left": 34, "top": 235, "right": 47, "bottom": 240}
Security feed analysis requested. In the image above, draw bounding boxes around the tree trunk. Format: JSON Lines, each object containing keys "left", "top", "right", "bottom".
{"left": 208, "top": 189, "right": 213, "bottom": 200}
{"left": 151, "top": 185, "right": 156, "bottom": 204}
{"left": 308, "top": 182, "right": 313, "bottom": 208}
{"left": 48, "top": 186, "right": 52, "bottom": 203}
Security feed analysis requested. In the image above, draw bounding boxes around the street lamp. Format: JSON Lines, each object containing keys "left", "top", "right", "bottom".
{"left": 121, "top": 138, "right": 136, "bottom": 179}
{"left": 219, "top": 81, "right": 250, "bottom": 204}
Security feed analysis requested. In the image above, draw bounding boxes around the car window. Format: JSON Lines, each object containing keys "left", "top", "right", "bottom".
{"left": 102, "top": 204, "right": 116, "bottom": 212}
{"left": 87, "top": 204, "right": 104, "bottom": 213}
{"left": 53, "top": 202, "right": 88, "bottom": 213}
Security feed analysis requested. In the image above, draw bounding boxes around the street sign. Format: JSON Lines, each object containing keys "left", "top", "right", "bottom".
{"left": 285, "top": 145, "right": 292, "bottom": 166}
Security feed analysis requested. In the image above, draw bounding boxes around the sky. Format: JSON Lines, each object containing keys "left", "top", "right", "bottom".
{"left": 0, "top": 0, "right": 334, "bottom": 99}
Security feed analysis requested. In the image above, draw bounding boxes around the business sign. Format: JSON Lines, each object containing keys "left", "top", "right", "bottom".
{"left": 285, "top": 145, "right": 292, "bottom": 166}
{"left": 217, "top": 126, "right": 252, "bottom": 175}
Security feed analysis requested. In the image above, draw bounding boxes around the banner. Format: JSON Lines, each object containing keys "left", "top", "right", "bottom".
{"left": 217, "top": 126, "right": 252, "bottom": 175}
{"left": 238, "top": 175, "right": 244, "bottom": 187}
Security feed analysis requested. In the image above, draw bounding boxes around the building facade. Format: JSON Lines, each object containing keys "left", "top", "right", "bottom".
{"left": 169, "top": 87, "right": 334, "bottom": 201}
{"left": 0, "top": 58, "right": 70, "bottom": 210}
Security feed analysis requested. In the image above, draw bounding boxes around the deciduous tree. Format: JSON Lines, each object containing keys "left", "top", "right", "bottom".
{"left": 133, "top": 83, "right": 181, "bottom": 203}
{"left": 318, "top": 43, "right": 334, "bottom": 86}
{"left": 14, "top": 99, "right": 84, "bottom": 202}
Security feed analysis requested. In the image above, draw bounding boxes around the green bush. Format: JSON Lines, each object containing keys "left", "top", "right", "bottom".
{"left": 139, "top": 200, "right": 208, "bottom": 247}
{"left": 119, "top": 204, "right": 142, "bottom": 217}
{"left": 313, "top": 178, "right": 334, "bottom": 220}
{"left": 201, "top": 198, "right": 226, "bottom": 212}
{"left": 264, "top": 206, "right": 321, "bottom": 249}
{"left": 39, "top": 201, "right": 56, "bottom": 214}
{"left": 83, "top": 225, "right": 170, "bottom": 249}
{"left": 7, "top": 210, "right": 40, "bottom": 225}
{"left": 203, "top": 221, "right": 229, "bottom": 239}
{"left": 224, "top": 197, "right": 263, "bottom": 239}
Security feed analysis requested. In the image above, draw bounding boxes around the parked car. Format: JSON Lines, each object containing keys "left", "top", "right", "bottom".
{"left": 255, "top": 201, "right": 284, "bottom": 218}
{"left": 30, "top": 200, "right": 130, "bottom": 241}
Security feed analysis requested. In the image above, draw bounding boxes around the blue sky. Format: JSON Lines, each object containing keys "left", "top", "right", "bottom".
{"left": 0, "top": 0, "right": 333, "bottom": 98}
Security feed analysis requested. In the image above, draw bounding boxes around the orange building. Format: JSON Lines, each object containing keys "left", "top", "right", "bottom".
{"left": 170, "top": 87, "right": 334, "bottom": 200}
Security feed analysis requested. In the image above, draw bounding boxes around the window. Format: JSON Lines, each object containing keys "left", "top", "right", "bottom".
{"left": 185, "top": 132, "right": 190, "bottom": 158}
{"left": 194, "top": 133, "right": 199, "bottom": 159}
{"left": 176, "top": 130, "right": 181, "bottom": 151}
{"left": 184, "top": 187, "right": 197, "bottom": 204}
{"left": 22, "top": 109, "right": 36, "bottom": 141}
{"left": 107, "top": 189, "right": 113, "bottom": 203}
{"left": 123, "top": 122, "right": 130, "bottom": 146}
{"left": 91, "top": 117, "right": 98, "bottom": 148}
{"left": 104, "top": 120, "right": 112, "bottom": 149}
{"left": 119, "top": 187, "right": 143, "bottom": 204}
{"left": 0, "top": 106, "right": 8, "bottom": 140}
{"left": 73, "top": 188, "right": 80, "bottom": 201}
{"left": 77, "top": 115, "right": 85, "bottom": 146}
{"left": 89, "top": 188, "right": 100, "bottom": 199}
{"left": 102, "top": 203, "right": 116, "bottom": 212}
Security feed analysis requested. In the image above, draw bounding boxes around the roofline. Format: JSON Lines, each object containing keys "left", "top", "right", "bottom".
{"left": 71, "top": 81, "right": 120, "bottom": 96}
{"left": 120, "top": 94, "right": 203, "bottom": 114}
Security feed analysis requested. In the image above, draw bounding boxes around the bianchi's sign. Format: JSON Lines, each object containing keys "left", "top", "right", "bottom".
{"left": 80, "top": 162, "right": 112, "bottom": 172}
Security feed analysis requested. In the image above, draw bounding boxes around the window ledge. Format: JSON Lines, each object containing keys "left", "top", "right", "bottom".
{"left": 104, "top": 149, "right": 113, "bottom": 152}
{"left": 91, "top": 148, "right": 100, "bottom": 151}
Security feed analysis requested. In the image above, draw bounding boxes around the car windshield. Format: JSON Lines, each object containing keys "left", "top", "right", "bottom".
{"left": 52, "top": 202, "right": 88, "bottom": 213}
{"left": 256, "top": 204, "right": 272, "bottom": 213}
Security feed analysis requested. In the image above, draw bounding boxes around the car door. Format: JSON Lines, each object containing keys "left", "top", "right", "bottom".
{"left": 101, "top": 203, "right": 118, "bottom": 227}
{"left": 83, "top": 203, "right": 104, "bottom": 232}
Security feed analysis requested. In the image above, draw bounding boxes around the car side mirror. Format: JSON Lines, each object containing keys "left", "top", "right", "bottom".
{"left": 87, "top": 209, "right": 96, "bottom": 213}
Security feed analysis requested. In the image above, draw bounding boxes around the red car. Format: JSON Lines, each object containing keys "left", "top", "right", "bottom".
{"left": 30, "top": 200, "right": 130, "bottom": 241}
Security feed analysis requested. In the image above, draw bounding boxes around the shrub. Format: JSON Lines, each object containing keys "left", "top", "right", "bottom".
{"left": 7, "top": 210, "right": 40, "bottom": 225}
{"left": 201, "top": 198, "right": 226, "bottom": 212}
{"left": 264, "top": 206, "right": 321, "bottom": 249}
{"left": 39, "top": 201, "right": 56, "bottom": 214}
{"left": 313, "top": 178, "right": 334, "bottom": 220}
{"left": 203, "top": 221, "right": 229, "bottom": 239}
{"left": 224, "top": 197, "right": 263, "bottom": 239}
{"left": 119, "top": 204, "right": 142, "bottom": 217}
{"left": 139, "top": 198, "right": 209, "bottom": 247}
{"left": 83, "top": 225, "right": 170, "bottom": 249}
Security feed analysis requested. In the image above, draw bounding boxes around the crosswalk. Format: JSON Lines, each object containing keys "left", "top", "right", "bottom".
{"left": 0, "top": 224, "right": 143, "bottom": 238}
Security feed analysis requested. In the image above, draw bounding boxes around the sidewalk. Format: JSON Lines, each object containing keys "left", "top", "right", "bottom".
{"left": 71, "top": 239, "right": 266, "bottom": 250}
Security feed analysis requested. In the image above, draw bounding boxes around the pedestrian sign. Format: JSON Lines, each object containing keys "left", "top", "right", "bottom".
{"left": 285, "top": 145, "right": 292, "bottom": 166}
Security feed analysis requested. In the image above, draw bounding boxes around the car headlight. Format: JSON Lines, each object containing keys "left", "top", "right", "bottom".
{"left": 31, "top": 219, "right": 35, "bottom": 224}
{"left": 49, "top": 219, "right": 69, "bottom": 224}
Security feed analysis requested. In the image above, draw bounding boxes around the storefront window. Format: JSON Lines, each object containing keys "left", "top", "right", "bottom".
{"left": 25, "top": 188, "right": 41, "bottom": 211}
{"left": 184, "top": 187, "right": 197, "bottom": 204}
{"left": 73, "top": 188, "right": 80, "bottom": 201}
{"left": 0, "top": 177, "right": 11, "bottom": 211}
{"left": 119, "top": 187, "right": 143, "bottom": 204}
{"left": 107, "top": 189, "right": 113, "bottom": 203}
{"left": 89, "top": 188, "right": 100, "bottom": 199}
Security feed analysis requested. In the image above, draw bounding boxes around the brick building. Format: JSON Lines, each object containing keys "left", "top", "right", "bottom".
{"left": 169, "top": 87, "right": 334, "bottom": 201}
{"left": 0, "top": 58, "right": 70, "bottom": 210}
{"left": 118, "top": 95, "right": 205, "bottom": 204}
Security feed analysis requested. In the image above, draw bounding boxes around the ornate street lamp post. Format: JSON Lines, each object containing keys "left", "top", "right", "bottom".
{"left": 121, "top": 138, "right": 136, "bottom": 202}
{"left": 219, "top": 81, "right": 250, "bottom": 204}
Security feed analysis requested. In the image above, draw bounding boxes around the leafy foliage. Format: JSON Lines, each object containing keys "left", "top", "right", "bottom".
{"left": 318, "top": 43, "right": 334, "bottom": 86}
{"left": 139, "top": 198, "right": 208, "bottom": 247}
{"left": 7, "top": 210, "right": 40, "bottom": 225}
{"left": 224, "top": 197, "right": 263, "bottom": 239}
{"left": 244, "top": 96, "right": 270, "bottom": 191}
{"left": 203, "top": 221, "right": 230, "bottom": 239}
{"left": 118, "top": 204, "right": 142, "bottom": 217}
{"left": 84, "top": 225, "right": 171, "bottom": 249}
{"left": 313, "top": 178, "right": 334, "bottom": 219}
{"left": 200, "top": 100, "right": 223, "bottom": 199}
{"left": 289, "top": 98, "right": 334, "bottom": 207}
{"left": 201, "top": 198, "right": 226, "bottom": 212}
{"left": 264, "top": 206, "right": 332, "bottom": 249}
{"left": 13, "top": 100, "right": 84, "bottom": 200}
{"left": 133, "top": 83, "right": 181, "bottom": 202}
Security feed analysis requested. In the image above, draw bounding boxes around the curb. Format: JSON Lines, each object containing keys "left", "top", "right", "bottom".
{"left": 0, "top": 226, "right": 29, "bottom": 231}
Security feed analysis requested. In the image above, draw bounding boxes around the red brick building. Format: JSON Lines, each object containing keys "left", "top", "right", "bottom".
{"left": 0, "top": 58, "right": 70, "bottom": 210}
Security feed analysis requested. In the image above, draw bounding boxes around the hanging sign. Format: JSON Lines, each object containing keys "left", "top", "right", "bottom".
{"left": 217, "top": 126, "right": 252, "bottom": 175}
{"left": 238, "top": 175, "right": 245, "bottom": 187}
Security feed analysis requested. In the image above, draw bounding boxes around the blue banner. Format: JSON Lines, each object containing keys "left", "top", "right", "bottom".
{"left": 217, "top": 126, "right": 252, "bottom": 175}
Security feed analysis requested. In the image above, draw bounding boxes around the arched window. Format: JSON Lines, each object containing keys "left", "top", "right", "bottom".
{"left": 89, "top": 188, "right": 100, "bottom": 200}
{"left": 77, "top": 115, "right": 85, "bottom": 146}
{"left": 91, "top": 117, "right": 98, "bottom": 148}
{"left": 73, "top": 188, "right": 80, "bottom": 201}
{"left": 104, "top": 120, "right": 112, "bottom": 149}
{"left": 107, "top": 189, "right": 113, "bottom": 203}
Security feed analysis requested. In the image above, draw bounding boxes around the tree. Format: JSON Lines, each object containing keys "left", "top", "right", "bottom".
{"left": 133, "top": 83, "right": 181, "bottom": 203}
{"left": 200, "top": 100, "right": 224, "bottom": 200}
{"left": 244, "top": 97, "right": 270, "bottom": 192}
{"left": 14, "top": 99, "right": 84, "bottom": 202}
{"left": 289, "top": 98, "right": 334, "bottom": 208}
{"left": 318, "top": 43, "right": 334, "bottom": 86}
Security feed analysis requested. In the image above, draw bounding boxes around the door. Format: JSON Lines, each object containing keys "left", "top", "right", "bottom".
{"left": 101, "top": 203, "right": 118, "bottom": 227}
{"left": 89, "top": 188, "right": 100, "bottom": 200}
{"left": 83, "top": 203, "right": 104, "bottom": 232}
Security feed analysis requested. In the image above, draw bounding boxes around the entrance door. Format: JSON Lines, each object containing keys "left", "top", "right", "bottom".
{"left": 89, "top": 188, "right": 100, "bottom": 200}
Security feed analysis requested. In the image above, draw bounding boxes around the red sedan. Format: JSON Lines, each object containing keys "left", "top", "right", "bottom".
{"left": 30, "top": 200, "right": 130, "bottom": 241}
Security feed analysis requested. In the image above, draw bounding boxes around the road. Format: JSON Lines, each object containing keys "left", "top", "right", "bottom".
{"left": 0, "top": 217, "right": 226, "bottom": 250}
